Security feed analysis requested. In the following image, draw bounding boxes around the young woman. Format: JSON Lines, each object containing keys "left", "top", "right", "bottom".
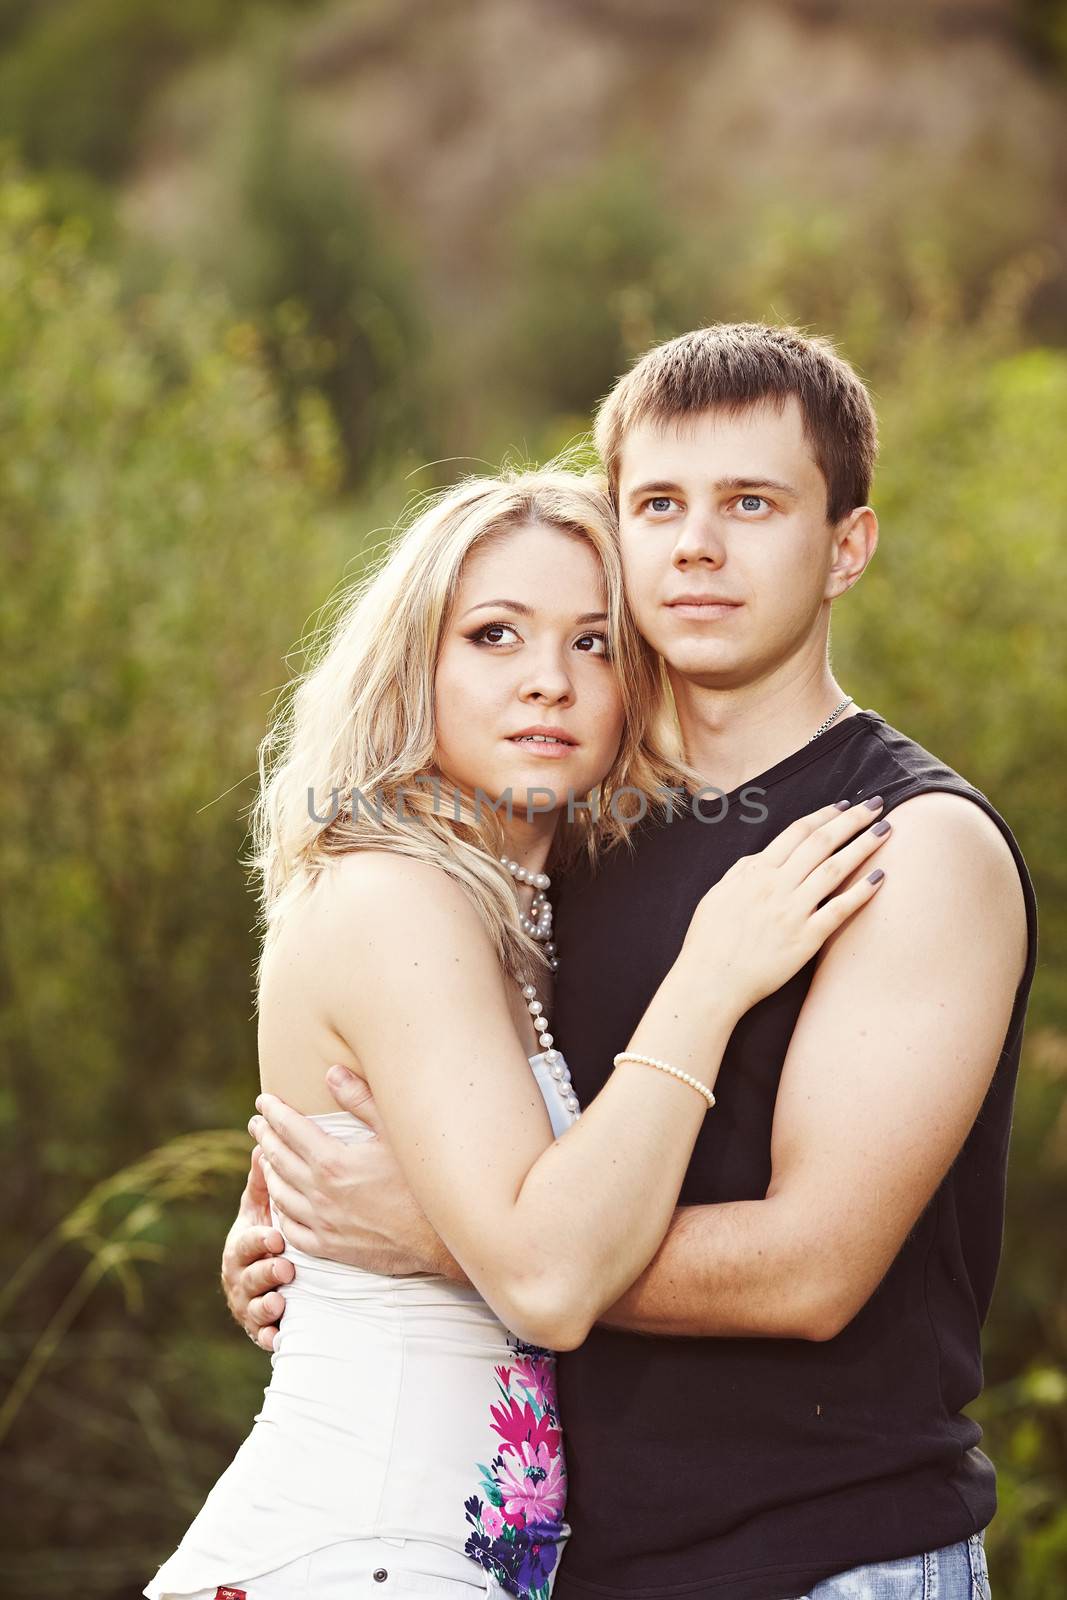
{"left": 145, "top": 467, "right": 890, "bottom": 1600}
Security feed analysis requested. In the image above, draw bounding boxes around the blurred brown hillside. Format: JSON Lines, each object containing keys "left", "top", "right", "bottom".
{"left": 127, "top": 0, "right": 1067, "bottom": 277}
{"left": 121, "top": 0, "right": 1067, "bottom": 445}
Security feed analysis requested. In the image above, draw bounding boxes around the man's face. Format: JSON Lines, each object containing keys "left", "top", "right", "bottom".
{"left": 616, "top": 398, "right": 852, "bottom": 690}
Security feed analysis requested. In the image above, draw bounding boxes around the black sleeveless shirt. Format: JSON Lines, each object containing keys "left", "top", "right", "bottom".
{"left": 550, "top": 709, "right": 1039, "bottom": 1600}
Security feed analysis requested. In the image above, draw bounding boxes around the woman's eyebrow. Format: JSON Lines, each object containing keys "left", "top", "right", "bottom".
{"left": 460, "top": 599, "right": 607, "bottom": 625}
{"left": 461, "top": 598, "right": 534, "bottom": 619}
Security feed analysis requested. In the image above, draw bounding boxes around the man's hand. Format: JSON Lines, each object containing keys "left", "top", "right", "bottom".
{"left": 250, "top": 1066, "right": 468, "bottom": 1282}
{"left": 221, "top": 1147, "right": 294, "bottom": 1351}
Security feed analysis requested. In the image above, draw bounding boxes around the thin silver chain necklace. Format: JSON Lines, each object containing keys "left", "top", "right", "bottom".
{"left": 807, "top": 695, "right": 854, "bottom": 743}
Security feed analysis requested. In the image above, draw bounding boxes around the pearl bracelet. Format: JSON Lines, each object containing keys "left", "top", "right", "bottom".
{"left": 613, "top": 1052, "right": 716, "bottom": 1111}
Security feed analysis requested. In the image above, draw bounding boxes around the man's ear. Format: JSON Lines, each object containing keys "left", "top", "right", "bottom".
{"left": 825, "top": 506, "right": 878, "bottom": 600}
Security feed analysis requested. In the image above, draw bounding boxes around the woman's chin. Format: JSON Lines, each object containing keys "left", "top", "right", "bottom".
{"left": 439, "top": 752, "right": 600, "bottom": 822}
{"left": 503, "top": 757, "right": 605, "bottom": 815}
{"left": 492, "top": 769, "right": 566, "bottom": 815}
{"left": 472, "top": 757, "right": 577, "bottom": 818}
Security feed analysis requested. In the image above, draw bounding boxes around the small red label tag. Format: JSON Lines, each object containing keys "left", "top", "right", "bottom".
{"left": 214, "top": 1590, "right": 246, "bottom": 1599}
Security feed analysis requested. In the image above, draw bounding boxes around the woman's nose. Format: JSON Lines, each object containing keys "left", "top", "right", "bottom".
{"left": 519, "top": 651, "right": 575, "bottom": 704}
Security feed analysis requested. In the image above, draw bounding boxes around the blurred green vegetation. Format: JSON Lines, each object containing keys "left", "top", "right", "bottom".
{"left": 1, "top": 1, "right": 1065, "bottom": 1593}
{"left": 0, "top": 0, "right": 316, "bottom": 179}
{"left": 0, "top": 152, "right": 344, "bottom": 1591}
{"left": 216, "top": 62, "right": 429, "bottom": 487}
{"left": 1020, "top": 0, "right": 1067, "bottom": 73}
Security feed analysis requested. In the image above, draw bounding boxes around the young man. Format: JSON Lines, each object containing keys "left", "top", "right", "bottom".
{"left": 227, "top": 325, "right": 1036, "bottom": 1598}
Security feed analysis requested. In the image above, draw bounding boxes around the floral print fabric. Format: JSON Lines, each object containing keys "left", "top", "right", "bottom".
{"left": 463, "top": 1338, "right": 568, "bottom": 1599}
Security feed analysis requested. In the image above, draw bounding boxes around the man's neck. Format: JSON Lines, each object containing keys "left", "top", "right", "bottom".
{"left": 670, "top": 659, "right": 862, "bottom": 797}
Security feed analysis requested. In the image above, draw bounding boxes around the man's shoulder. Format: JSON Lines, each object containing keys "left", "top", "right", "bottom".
{"left": 844, "top": 715, "right": 1037, "bottom": 983}
{"left": 559, "top": 709, "right": 1033, "bottom": 918}
{"left": 857, "top": 716, "right": 1036, "bottom": 864}
{"left": 841, "top": 711, "right": 980, "bottom": 802}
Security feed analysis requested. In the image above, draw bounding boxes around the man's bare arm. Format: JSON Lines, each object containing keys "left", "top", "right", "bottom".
{"left": 597, "top": 792, "right": 1028, "bottom": 1339}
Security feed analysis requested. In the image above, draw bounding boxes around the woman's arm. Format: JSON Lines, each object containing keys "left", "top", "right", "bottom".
{"left": 259, "top": 801, "right": 889, "bottom": 1350}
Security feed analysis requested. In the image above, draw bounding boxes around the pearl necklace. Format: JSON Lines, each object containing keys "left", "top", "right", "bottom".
{"left": 501, "top": 856, "right": 580, "bottom": 1119}
{"left": 498, "top": 856, "right": 557, "bottom": 962}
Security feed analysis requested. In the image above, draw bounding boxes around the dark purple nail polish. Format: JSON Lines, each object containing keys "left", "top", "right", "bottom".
{"left": 868, "top": 868, "right": 885, "bottom": 884}
{"left": 864, "top": 794, "right": 884, "bottom": 810}
{"left": 834, "top": 799, "right": 851, "bottom": 810}
{"left": 871, "top": 819, "right": 891, "bottom": 836}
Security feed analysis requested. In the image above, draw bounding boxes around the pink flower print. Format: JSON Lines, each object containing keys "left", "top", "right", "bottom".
{"left": 489, "top": 1397, "right": 561, "bottom": 1458}
{"left": 482, "top": 1503, "right": 505, "bottom": 1538}
{"left": 497, "top": 1441, "right": 566, "bottom": 1529}
{"left": 512, "top": 1356, "right": 555, "bottom": 1403}
{"left": 489, "top": 1397, "right": 535, "bottom": 1451}
{"left": 494, "top": 1363, "right": 513, "bottom": 1389}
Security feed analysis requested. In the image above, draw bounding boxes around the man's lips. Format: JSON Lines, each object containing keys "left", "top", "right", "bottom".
{"left": 665, "top": 596, "right": 744, "bottom": 617}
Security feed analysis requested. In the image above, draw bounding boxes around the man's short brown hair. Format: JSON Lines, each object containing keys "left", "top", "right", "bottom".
{"left": 594, "top": 323, "right": 878, "bottom": 524}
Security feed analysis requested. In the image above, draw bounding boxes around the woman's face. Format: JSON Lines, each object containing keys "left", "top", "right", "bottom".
{"left": 434, "top": 522, "right": 626, "bottom": 822}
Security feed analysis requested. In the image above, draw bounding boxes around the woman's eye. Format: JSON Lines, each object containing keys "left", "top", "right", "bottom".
{"left": 647, "top": 497, "right": 676, "bottom": 514}
{"left": 574, "top": 632, "right": 609, "bottom": 656}
{"left": 471, "top": 622, "right": 521, "bottom": 646}
{"left": 737, "top": 494, "right": 768, "bottom": 513}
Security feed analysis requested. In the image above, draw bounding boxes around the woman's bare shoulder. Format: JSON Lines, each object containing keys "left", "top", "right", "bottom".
{"left": 304, "top": 848, "right": 495, "bottom": 961}
{"left": 328, "top": 846, "right": 477, "bottom": 905}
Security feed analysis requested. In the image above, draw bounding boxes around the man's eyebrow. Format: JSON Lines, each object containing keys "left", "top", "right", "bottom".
{"left": 715, "top": 475, "right": 799, "bottom": 496}
{"left": 626, "top": 481, "right": 684, "bottom": 506}
{"left": 460, "top": 599, "right": 608, "bottom": 625}
{"left": 625, "top": 476, "right": 800, "bottom": 503}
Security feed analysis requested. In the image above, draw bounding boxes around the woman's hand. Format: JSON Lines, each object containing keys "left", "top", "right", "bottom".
{"left": 681, "top": 797, "right": 891, "bottom": 1015}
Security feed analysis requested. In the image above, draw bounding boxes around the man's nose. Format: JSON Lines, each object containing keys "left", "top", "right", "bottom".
{"left": 672, "top": 509, "right": 726, "bottom": 567}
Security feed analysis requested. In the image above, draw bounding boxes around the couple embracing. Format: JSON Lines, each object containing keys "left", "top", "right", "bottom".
{"left": 146, "top": 323, "right": 1037, "bottom": 1600}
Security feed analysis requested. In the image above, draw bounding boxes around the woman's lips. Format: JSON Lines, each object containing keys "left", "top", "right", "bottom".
{"left": 506, "top": 735, "right": 578, "bottom": 758}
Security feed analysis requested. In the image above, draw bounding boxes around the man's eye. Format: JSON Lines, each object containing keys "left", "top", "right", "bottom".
{"left": 738, "top": 495, "right": 767, "bottom": 513}
{"left": 647, "top": 497, "right": 676, "bottom": 514}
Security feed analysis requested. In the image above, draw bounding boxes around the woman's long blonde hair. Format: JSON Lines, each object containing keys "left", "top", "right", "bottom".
{"left": 249, "top": 462, "right": 686, "bottom": 991}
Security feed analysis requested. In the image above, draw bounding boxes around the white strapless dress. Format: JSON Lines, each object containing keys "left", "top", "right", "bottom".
{"left": 145, "top": 1052, "right": 579, "bottom": 1600}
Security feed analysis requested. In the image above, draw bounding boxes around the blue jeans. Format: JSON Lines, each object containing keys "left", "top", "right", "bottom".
{"left": 786, "top": 1531, "right": 991, "bottom": 1599}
